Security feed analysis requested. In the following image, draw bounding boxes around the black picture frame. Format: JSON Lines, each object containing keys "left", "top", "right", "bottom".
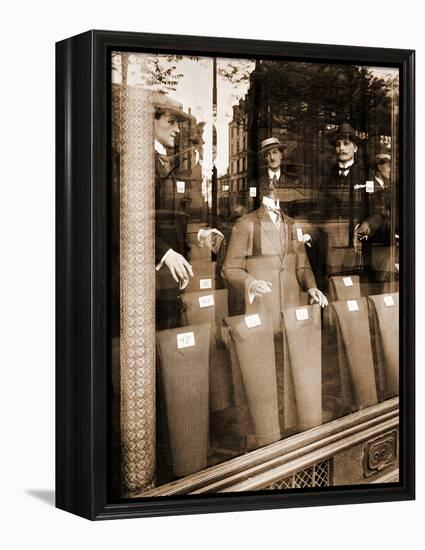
{"left": 56, "top": 29, "right": 415, "bottom": 520}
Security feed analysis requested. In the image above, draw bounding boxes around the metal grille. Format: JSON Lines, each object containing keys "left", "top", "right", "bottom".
{"left": 265, "top": 460, "right": 330, "bottom": 490}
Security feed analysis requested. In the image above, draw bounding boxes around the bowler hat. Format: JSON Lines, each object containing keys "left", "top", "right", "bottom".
{"left": 375, "top": 146, "right": 391, "bottom": 163}
{"left": 152, "top": 92, "right": 192, "bottom": 122}
{"left": 259, "top": 137, "right": 287, "bottom": 155}
{"left": 330, "top": 122, "right": 361, "bottom": 145}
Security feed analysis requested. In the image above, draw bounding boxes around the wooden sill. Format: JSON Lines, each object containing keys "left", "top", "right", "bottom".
{"left": 136, "top": 397, "right": 399, "bottom": 497}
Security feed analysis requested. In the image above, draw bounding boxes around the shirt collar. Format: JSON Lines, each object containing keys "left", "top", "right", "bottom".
{"left": 338, "top": 159, "right": 355, "bottom": 170}
{"left": 155, "top": 140, "right": 167, "bottom": 155}
{"left": 263, "top": 196, "right": 280, "bottom": 210}
{"left": 374, "top": 175, "right": 386, "bottom": 188}
{"left": 268, "top": 168, "right": 281, "bottom": 180}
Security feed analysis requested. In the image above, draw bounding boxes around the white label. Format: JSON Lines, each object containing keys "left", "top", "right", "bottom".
{"left": 245, "top": 313, "right": 261, "bottom": 328}
{"left": 347, "top": 300, "right": 359, "bottom": 312}
{"left": 395, "top": 263, "right": 399, "bottom": 272}
{"left": 384, "top": 295, "right": 395, "bottom": 307}
{"left": 343, "top": 276, "right": 353, "bottom": 287}
{"left": 249, "top": 187, "right": 257, "bottom": 197}
{"left": 176, "top": 180, "right": 185, "bottom": 193}
{"left": 199, "top": 294, "right": 214, "bottom": 308}
{"left": 366, "top": 180, "right": 374, "bottom": 193}
{"left": 199, "top": 278, "right": 212, "bottom": 289}
{"left": 296, "top": 228, "right": 304, "bottom": 242}
{"left": 295, "top": 308, "right": 309, "bottom": 321}
{"left": 177, "top": 332, "right": 195, "bottom": 349}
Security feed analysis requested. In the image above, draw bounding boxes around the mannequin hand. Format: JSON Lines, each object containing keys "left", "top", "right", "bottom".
{"left": 308, "top": 288, "right": 328, "bottom": 308}
{"left": 355, "top": 221, "right": 370, "bottom": 241}
{"left": 251, "top": 280, "right": 273, "bottom": 298}
{"left": 163, "top": 250, "right": 194, "bottom": 286}
{"left": 198, "top": 228, "right": 225, "bottom": 253}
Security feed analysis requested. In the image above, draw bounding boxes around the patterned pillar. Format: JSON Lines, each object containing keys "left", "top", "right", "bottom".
{"left": 119, "top": 83, "right": 156, "bottom": 496}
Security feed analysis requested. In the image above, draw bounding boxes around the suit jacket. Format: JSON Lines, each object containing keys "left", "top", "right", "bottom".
{"left": 222, "top": 205, "right": 316, "bottom": 334}
{"left": 319, "top": 162, "right": 369, "bottom": 244}
{"left": 155, "top": 153, "right": 190, "bottom": 292}
{"left": 317, "top": 161, "right": 369, "bottom": 275}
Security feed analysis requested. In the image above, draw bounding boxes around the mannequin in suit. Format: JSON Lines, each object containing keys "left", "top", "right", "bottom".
{"left": 318, "top": 122, "right": 369, "bottom": 277}
{"left": 223, "top": 137, "right": 327, "bottom": 327}
{"left": 355, "top": 148, "right": 398, "bottom": 283}
{"left": 153, "top": 94, "right": 225, "bottom": 329}
{"left": 153, "top": 95, "right": 194, "bottom": 330}
{"left": 222, "top": 138, "right": 327, "bottom": 434}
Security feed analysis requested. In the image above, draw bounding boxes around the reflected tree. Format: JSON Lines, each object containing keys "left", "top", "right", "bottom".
{"left": 254, "top": 61, "right": 397, "bottom": 136}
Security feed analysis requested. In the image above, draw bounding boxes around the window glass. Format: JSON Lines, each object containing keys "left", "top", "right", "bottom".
{"left": 111, "top": 53, "right": 399, "bottom": 495}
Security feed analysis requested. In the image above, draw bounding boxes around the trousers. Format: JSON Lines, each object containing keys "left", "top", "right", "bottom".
{"left": 329, "top": 275, "right": 361, "bottom": 302}
{"left": 156, "top": 323, "right": 210, "bottom": 477}
{"left": 282, "top": 304, "right": 322, "bottom": 431}
{"left": 181, "top": 288, "right": 232, "bottom": 412}
{"left": 368, "top": 293, "right": 399, "bottom": 399}
{"left": 226, "top": 313, "right": 281, "bottom": 447}
{"left": 330, "top": 298, "right": 378, "bottom": 412}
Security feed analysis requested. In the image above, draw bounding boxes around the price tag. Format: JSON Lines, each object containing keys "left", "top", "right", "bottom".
{"left": 384, "top": 295, "right": 395, "bottom": 307}
{"left": 199, "top": 278, "right": 212, "bottom": 289}
{"left": 176, "top": 180, "right": 185, "bottom": 193}
{"left": 347, "top": 300, "right": 359, "bottom": 312}
{"left": 199, "top": 294, "right": 214, "bottom": 308}
{"left": 343, "top": 276, "right": 353, "bottom": 287}
{"left": 249, "top": 187, "right": 257, "bottom": 197}
{"left": 296, "top": 228, "right": 304, "bottom": 242}
{"left": 296, "top": 308, "right": 309, "bottom": 321}
{"left": 245, "top": 313, "right": 261, "bottom": 328}
{"left": 177, "top": 332, "right": 195, "bottom": 349}
{"left": 366, "top": 180, "right": 374, "bottom": 193}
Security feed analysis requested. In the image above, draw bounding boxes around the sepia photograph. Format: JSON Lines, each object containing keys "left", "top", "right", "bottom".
{"left": 2, "top": 0, "right": 422, "bottom": 544}
{"left": 109, "top": 50, "right": 402, "bottom": 499}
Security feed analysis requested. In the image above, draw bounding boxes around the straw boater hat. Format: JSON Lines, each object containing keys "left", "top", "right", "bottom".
{"left": 330, "top": 122, "right": 362, "bottom": 145}
{"left": 152, "top": 92, "right": 192, "bottom": 122}
{"left": 259, "top": 137, "right": 287, "bottom": 155}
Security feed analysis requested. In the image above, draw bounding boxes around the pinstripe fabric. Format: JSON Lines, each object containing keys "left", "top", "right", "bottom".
{"left": 181, "top": 289, "right": 232, "bottom": 411}
{"left": 224, "top": 326, "right": 256, "bottom": 445}
{"left": 184, "top": 260, "right": 218, "bottom": 293}
{"left": 282, "top": 304, "right": 322, "bottom": 430}
{"left": 368, "top": 293, "right": 399, "bottom": 399}
{"left": 156, "top": 324, "right": 210, "bottom": 477}
{"left": 329, "top": 275, "right": 361, "bottom": 302}
{"left": 330, "top": 298, "right": 378, "bottom": 411}
{"left": 226, "top": 314, "right": 281, "bottom": 447}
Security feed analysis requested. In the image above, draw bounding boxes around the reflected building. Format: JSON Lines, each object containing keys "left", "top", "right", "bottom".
{"left": 227, "top": 96, "right": 249, "bottom": 210}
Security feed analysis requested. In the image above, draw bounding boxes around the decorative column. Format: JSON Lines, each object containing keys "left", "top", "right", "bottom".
{"left": 119, "top": 71, "right": 156, "bottom": 496}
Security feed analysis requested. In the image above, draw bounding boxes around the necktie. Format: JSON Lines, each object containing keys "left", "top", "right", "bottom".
{"left": 158, "top": 153, "right": 171, "bottom": 173}
{"left": 270, "top": 174, "right": 278, "bottom": 191}
{"left": 338, "top": 164, "right": 350, "bottom": 178}
{"left": 267, "top": 206, "right": 281, "bottom": 227}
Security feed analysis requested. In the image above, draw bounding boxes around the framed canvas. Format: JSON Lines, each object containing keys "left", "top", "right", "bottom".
{"left": 56, "top": 30, "right": 415, "bottom": 520}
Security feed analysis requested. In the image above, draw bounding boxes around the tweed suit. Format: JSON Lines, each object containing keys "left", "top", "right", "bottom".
{"left": 222, "top": 205, "right": 317, "bottom": 333}
{"left": 222, "top": 205, "right": 317, "bottom": 435}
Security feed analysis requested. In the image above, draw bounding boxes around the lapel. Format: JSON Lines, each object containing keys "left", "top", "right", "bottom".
{"left": 256, "top": 205, "right": 286, "bottom": 261}
{"left": 155, "top": 152, "right": 178, "bottom": 180}
{"left": 278, "top": 173, "right": 287, "bottom": 187}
